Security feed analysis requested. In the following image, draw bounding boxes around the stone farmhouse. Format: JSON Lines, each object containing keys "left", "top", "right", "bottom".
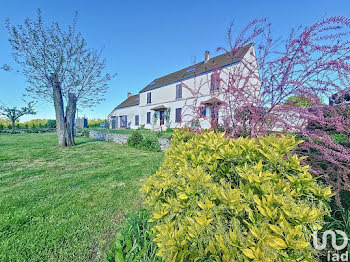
{"left": 107, "top": 43, "right": 260, "bottom": 130}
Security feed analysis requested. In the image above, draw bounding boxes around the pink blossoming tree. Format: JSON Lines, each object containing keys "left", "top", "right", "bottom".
{"left": 183, "top": 17, "right": 350, "bottom": 206}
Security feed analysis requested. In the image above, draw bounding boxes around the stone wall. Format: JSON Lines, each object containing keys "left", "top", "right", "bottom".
{"left": 88, "top": 130, "right": 170, "bottom": 151}
{"left": 158, "top": 138, "right": 171, "bottom": 151}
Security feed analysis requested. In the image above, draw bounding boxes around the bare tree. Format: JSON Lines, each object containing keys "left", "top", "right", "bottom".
{"left": 5, "top": 9, "right": 115, "bottom": 146}
{"left": 0, "top": 101, "right": 36, "bottom": 133}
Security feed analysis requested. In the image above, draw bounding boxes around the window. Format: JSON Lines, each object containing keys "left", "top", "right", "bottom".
{"left": 210, "top": 73, "right": 220, "bottom": 92}
{"left": 120, "top": 115, "right": 127, "bottom": 128}
{"left": 175, "top": 108, "right": 182, "bottom": 123}
{"left": 147, "top": 92, "right": 152, "bottom": 104}
{"left": 201, "top": 107, "right": 207, "bottom": 117}
{"left": 135, "top": 115, "right": 139, "bottom": 126}
{"left": 176, "top": 84, "right": 182, "bottom": 99}
{"left": 147, "top": 112, "right": 151, "bottom": 124}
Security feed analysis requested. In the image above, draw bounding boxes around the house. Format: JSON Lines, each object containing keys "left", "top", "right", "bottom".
{"left": 107, "top": 43, "right": 260, "bottom": 130}
{"left": 329, "top": 89, "right": 350, "bottom": 106}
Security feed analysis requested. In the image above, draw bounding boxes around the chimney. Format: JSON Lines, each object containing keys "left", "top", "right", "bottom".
{"left": 204, "top": 51, "right": 210, "bottom": 63}
{"left": 127, "top": 92, "right": 131, "bottom": 98}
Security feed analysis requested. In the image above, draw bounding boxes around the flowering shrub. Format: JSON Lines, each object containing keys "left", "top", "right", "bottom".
{"left": 141, "top": 130, "right": 332, "bottom": 261}
{"left": 182, "top": 17, "right": 350, "bottom": 206}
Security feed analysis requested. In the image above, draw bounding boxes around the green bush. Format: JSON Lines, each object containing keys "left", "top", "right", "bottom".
{"left": 128, "top": 131, "right": 144, "bottom": 148}
{"left": 140, "top": 136, "right": 161, "bottom": 152}
{"left": 137, "top": 124, "right": 146, "bottom": 131}
{"left": 321, "top": 206, "right": 350, "bottom": 259}
{"left": 331, "top": 133, "right": 349, "bottom": 147}
{"left": 106, "top": 210, "right": 160, "bottom": 262}
{"left": 127, "top": 131, "right": 161, "bottom": 152}
{"left": 46, "top": 120, "right": 56, "bottom": 128}
{"left": 0, "top": 123, "right": 3, "bottom": 130}
{"left": 141, "top": 130, "right": 332, "bottom": 261}
{"left": 81, "top": 129, "right": 89, "bottom": 138}
{"left": 154, "top": 130, "right": 162, "bottom": 138}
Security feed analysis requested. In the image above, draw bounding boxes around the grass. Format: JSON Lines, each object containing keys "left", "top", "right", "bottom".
{"left": 0, "top": 133, "right": 163, "bottom": 261}
{"left": 106, "top": 209, "right": 160, "bottom": 262}
{"left": 89, "top": 127, "right": 173, "bottom": 139}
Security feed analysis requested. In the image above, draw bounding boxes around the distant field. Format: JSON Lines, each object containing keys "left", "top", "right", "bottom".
{"left": 0, "top": 133, "right": 163, "bottom": 261}
{"left": 89, "top": 127, "right": 173, "bottom": 139}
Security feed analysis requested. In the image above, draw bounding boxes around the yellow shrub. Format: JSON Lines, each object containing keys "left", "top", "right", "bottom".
{"left": 141, "top": 130, "right": 332, "bottom": 262}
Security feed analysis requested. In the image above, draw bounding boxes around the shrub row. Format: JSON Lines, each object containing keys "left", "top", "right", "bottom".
{"left": 88, "top": 119, "right": 105, "bottom": 127}
{"left": 141, "top": 130, "right": 332, "bottom": 261}
{"left": 0, "top": 128, "right": 56, "bottom": 134}
{"left": 0, "top": 119, "right": 56, "bottom": 130}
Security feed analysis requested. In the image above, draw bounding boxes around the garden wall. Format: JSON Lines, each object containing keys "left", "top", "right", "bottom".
{"left": 88, "top": 130, "right": 170, "bottom": 151}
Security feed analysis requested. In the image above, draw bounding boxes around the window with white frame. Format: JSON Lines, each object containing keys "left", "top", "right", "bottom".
{"left": 176, "top": 84, "right": 182, "bottom": 99}
{"left": 135, "top": 115, "right": 139, "bottom": 126}
{"left": 147, "top": 92, "right": 152, "bottom": 104}
{"left": 146, "top": 112, "right": 151, "bottom": 124}
{"left": 210, "top": 72, "right": 220, "bottom": 92}
{"left": 175, "top": 108, "right": 182, "bottom": 122}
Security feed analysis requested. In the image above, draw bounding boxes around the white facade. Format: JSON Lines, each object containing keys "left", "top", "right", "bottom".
{"left": 108, "top": 45, "right": 260, "bottom": 130}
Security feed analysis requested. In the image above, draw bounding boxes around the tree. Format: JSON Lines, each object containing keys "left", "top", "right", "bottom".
{"left": 5, "top": 10, "right": 115, "bottom": 146}
{"left": 185, "top": 17, "right": 350, "bottom": 206}
{"left": 285, "top": 94, "right": 322, "bottom": 107}
{"left": 0, "top": 101, "right": 36, "bottom": 132}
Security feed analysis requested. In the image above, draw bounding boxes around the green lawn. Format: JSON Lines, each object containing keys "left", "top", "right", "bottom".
{"left": 89, "top": 128, "right": 173, "bottom": 139}
{"left": 0, "top": 133, "right": 163, "bottom": 261}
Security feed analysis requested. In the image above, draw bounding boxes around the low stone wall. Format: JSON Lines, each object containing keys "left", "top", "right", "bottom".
{"left": 89, "top": 130, "right": 130, "bottom": 144}
{"left": 88, "top": 130, "right": 170, "bottom": 151}
{"left": 158, "top": 138, "right": 171, "bottom": 151}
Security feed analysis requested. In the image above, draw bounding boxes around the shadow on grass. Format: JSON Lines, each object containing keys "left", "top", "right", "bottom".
{"left": 74, "top": 138, "right": 100, "bottom": 146}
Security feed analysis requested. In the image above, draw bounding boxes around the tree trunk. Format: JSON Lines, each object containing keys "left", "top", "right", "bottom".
{"left": 11, "top": 120, "right": 15, "bottom": 133}
{"left": 65, "top": 93, "right": 77, "bottom": 146}
{"left": 51, "top": 74, "right": 67, "bottom": 147}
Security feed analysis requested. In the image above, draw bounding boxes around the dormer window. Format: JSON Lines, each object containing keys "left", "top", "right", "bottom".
{"left": 186, "top": 64, "right": 199, "bottom": 73}
{"left": 147, "top": 92, "right": 152, "bottom": 104}
{"left": 176, "top": 84, "right": 182, "bottom": 99}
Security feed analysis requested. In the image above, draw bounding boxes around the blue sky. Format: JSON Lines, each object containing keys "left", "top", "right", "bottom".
{"left": 0, "top": 0, "right": 349, "bottom": 122}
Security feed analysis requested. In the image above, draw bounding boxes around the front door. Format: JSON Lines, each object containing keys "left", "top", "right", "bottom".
{"left": 210, "top": 107, "right": 219, "bottom": 128}
{"left": 159, "top": 111, "right": 165, "bottom": 126}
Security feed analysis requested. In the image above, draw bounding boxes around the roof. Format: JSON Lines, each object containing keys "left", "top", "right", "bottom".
{"left": 151, "top": 105, "right": 168, "bottom": 111}
{"left": 202, "top": 97, "right": 224, "bottom": 106}
{"left": 140, "top": 43, "right": 253, "bottom": 93}
{"left": 329, "top": 89, "right": 350, "bottom": 105}
{"left": 114, "top": 94, "right": 140, "bottom": 110}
